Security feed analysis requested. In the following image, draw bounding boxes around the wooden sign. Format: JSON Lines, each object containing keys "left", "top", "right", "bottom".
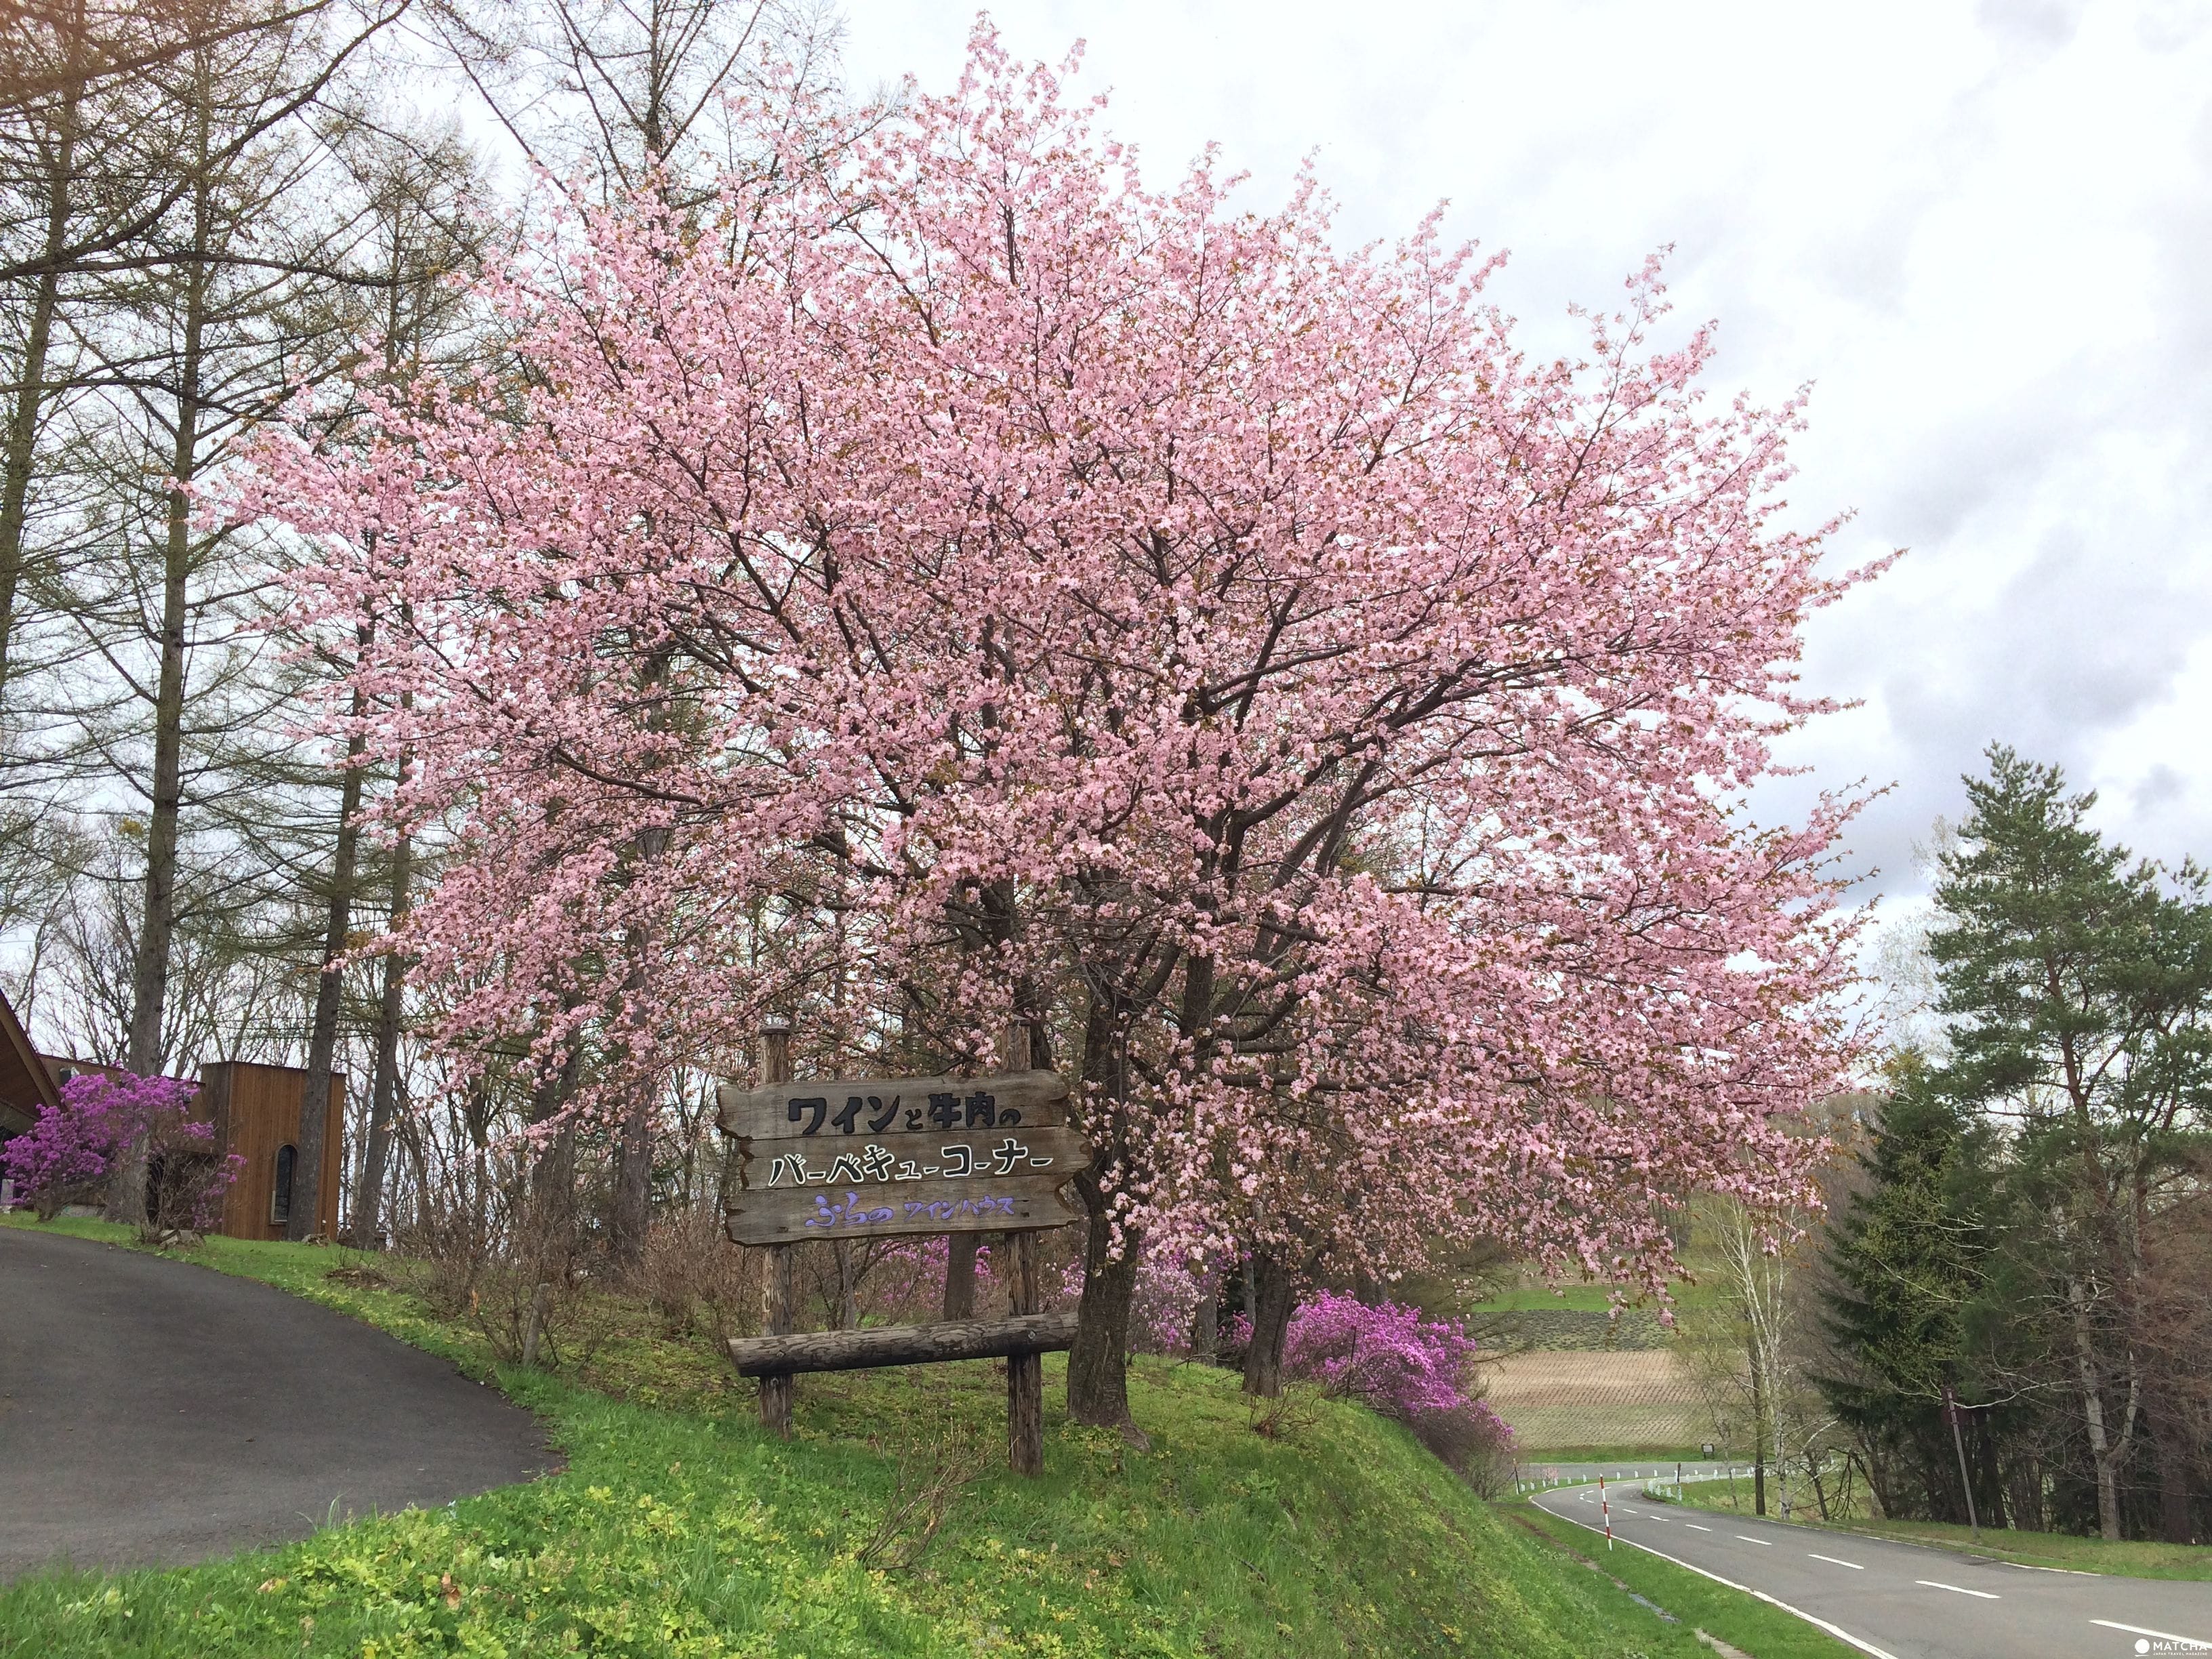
{"left": 718, "top": 1069, "right": 1088, "bottom": 1247}
{"left": 727, "top": 1171, "right": 1082, "bottom": 1244}
{"left": 717, "top": 1069, "right": 1071, "bottom": 1143}
{"left": 720, "top": 1032, "right": 1085, "bottom": 1478}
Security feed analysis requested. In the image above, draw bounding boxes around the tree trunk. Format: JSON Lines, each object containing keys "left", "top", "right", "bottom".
{"left": 757, "top": 1021, "right": 796, "bottom": 1436}
{"left": 605, "top": 822, "right": 671, "bottom": 1263}
{"left": 527, "top": 1040, "right": 586, "bottom": 1262}
{"left": 1190, "top": 1267, "right": 1218, "bottom": 1363}
{"left": 2071, "top": 1278, "right": 2136, "bottom": 1542}
{"left": 0, "top": 91, "right": 73, "bottom": 705}
{"left": 109, "top": 119, "right": 210, "bottom": 1223}
{"left": 2154, "top": 1408, "right": 2194, "bottom": 1545}
{"left": 1749, "top": 1342, "right": 1769, "bottom": 1517}
{"left": 349, "top": 825, "right": 410, "bottom": 1247}
{"left": 1065, "top": 1177, "right": 1141, "bottom": 1430}
{"left": 941, "top": 1232, "right": 980, "bottom": 1319}
{"left": 0, "top": 0, "right": 91, "bottom": 707}
{"left": 608, "top": 1086, "right": 653, "bottom": 1267}
{"left": 1006, "top": 1228, "right": 1044, "bottom": 1475}
{"left": 1242, "top": 1248, "right": 1296, "bottom": 1397}
{"left": 1064, "top": 991, "right": 1143, "bottom": 1431}
{"left": 834, "top": 1240, "right": 857, "bottom": 1329}
{"left": 1973, "top": 1410, "right": 2009, "bottom": 1531}
{"left": 289, "top": 678, "right": 368, "bottom": 1241}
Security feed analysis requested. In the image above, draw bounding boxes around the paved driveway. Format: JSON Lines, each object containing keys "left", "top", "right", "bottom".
{"left": 1535, "top": 1477, "right": 2212, "bottom": 1659}
{"left": 0, "top": 1226, "right": 550, "bottom": 1580}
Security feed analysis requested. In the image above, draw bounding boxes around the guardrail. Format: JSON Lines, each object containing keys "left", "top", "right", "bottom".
{"left": 1511, "top": 1465, "right": 1739, "bottom": 1497}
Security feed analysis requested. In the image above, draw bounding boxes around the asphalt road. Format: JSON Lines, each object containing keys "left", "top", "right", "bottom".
{"left": 1534, "top": 1478, "right": 2212, "bottom": 1659}
{"left": 0, "top": 1226, "right": 550, "bottom": 1581}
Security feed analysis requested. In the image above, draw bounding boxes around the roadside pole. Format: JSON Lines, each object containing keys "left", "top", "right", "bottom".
{"left": 1943, "top": 1384, "right": 1982, "bottom": 1544}
{"left": 1600, "top": 1474, "right": 1612, "bottom": 1550}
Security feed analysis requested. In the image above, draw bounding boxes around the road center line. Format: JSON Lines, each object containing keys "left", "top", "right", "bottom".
{"left": 1807, "top": 1553, "right": 1863, "bottom": 1570}
{"left": 1684, "top": 1523, "right": 1713, "bottom": 1532}
{"left": 2090, "top": 1620, "right": 2212, "bottom": 1650}
{"left": 1917, "top": 1580, "right": 1999, "bottom": 1599}
{"left": 1736, "top": 1536, "right": 1773, "bottom": 1546}
{"left": 1531, "top": 1495, "right": 1900, "bottom": 1659}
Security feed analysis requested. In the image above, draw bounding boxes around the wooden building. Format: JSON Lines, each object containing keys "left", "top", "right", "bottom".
{"left": 192, "top": 1062, "right": 345, "bottom": 1240}
{"left": 0, "top": 993, "right": 342, "bottom": 1238}
{"left": 0, "top": 987, "right": 61, "bottom": 1145}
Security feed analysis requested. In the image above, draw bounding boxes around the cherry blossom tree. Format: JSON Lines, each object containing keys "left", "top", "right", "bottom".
{"left": 243, "top": 26, "right": 1870, "bottom": 1429}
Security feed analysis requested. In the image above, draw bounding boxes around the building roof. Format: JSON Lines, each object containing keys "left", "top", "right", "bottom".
{"left": 0, "top": 987, "right": 60, "bottom": 1137}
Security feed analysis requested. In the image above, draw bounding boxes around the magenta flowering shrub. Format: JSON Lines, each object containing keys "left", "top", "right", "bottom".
{"left": 1276, "top": 1292, "right": 1516, "bottom": 1492}
{"left": 1283, "top": 1292, "right": 1482, "bottom": 1418}
{"left": 863, "top": 1235, "right": 997, "bottom": 1324}
{"left": 1057, "top": 1251, "right": 1216, "bottom": 1354}
{"left": 1, "top": 1077, "right": 118, "bottom": 1215}
{"left": 0, "top": 1069, "right": 237, "bottom": 1229}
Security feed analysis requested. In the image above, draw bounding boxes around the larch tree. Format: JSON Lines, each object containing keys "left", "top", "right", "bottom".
{"left": 247, "top": 29, "right": 1870, "bottom": 1427}
{"left": 60, "top": 0, "right": 410, "bottom": 1223}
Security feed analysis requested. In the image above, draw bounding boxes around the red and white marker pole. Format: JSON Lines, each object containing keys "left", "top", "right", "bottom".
{"left": 1601, "top": 1473, "right": 1612, "bottom": 1550}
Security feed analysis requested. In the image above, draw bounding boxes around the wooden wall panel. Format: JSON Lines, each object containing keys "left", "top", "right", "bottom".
{"left": 199, "top": 1062, "right": 343, "bottom": 1241}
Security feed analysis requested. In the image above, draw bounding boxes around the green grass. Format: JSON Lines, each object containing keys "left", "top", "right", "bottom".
{"left": 1656, "top": 1479, "right": 2212, "bottom": 1582}
{"left": 2, "top": 1214, "right": 1767, "bottom": 1657}
{"left": 1467, "top": 1269, "right": 1723, "bottom": 1318}
{"left": 1509, "top": 1505, "right": 1860, "bottom": 1659}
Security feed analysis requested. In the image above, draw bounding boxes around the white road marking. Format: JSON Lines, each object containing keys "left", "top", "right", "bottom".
{"left": 1685, "top": 1523, "right": 1713, "bottom": 1532}
{"left": 2090, "top": 1620, "right": 2212, "bottom": 1650}
{"left": 1807, "top": 1553, "right": 1863, "bottom": 1570}
{"left": 1530, "top": 1494, "right": 1900, "bottom": 1659}
{"left": 1917, "top": 1580, "right": 1999, "bottom": 1599}
{"left": 1736, "top": 1536, "right": 1774, "bottom": 1547}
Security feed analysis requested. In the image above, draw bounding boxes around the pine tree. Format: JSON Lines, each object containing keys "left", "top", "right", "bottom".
{"left": 1925, "top": 745, "right": 2212, "bottom": 1539}
{"left": 1817, "top": 1054, "right": 1999, "bottom": 1523}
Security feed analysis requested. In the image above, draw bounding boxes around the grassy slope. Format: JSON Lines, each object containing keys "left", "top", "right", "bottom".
{"left": 4, "top": 1215, "right": 1748, "bottom": 1658}
{"left": 1655, "top": 1480, "right": 2212, "bottom": 1582}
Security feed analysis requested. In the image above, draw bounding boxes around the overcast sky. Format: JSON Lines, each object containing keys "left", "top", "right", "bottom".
{"left": 838, "top": 0, "right": 2212, "bottom": 916}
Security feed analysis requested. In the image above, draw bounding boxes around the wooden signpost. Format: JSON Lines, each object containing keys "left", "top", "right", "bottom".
{"left": 718, "top": 1021, "right": 1087, "bottom": 1475}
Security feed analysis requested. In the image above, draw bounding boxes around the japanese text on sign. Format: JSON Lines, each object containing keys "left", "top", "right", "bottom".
{"left": 762, "top": 1136, "right": 1057, "bottom": 1188}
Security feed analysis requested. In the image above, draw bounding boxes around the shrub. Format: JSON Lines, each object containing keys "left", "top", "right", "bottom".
{"left": 1282, "top": 1291, "right": 1481, "bottom": 1418}
{"left": 1057, "top": 1248, "right": 1221, "bottom": 1355}
{"left": 1, "top": 1069, "right": 237, "bottom": 1229}
{"left": 1276, "top": 1290, "right": 1517, "bottom": 1494}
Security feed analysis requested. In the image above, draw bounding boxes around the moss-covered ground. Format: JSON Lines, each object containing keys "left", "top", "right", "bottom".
{"left": 0, "top": 1214, "right": 1805, "bottom": 1657}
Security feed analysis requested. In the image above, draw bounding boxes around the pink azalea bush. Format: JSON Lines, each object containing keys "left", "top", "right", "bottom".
{"left": 1283, "top": 1291, "right": 1483, "bottom": 1419}
{"left": 1060, "top": 1250, "right": 1216, "bottom": 1354}
{"left": 1268, "top": 1292, "right": 1515, "bottom": 1492}
{"left": 1, "top": 1077, "right": 117, "bottom": 1216}
{"left": 1, "top": 1070, "right": 237, "bottom": 1229}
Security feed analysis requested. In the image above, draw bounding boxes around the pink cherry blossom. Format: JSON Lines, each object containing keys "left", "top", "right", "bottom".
{"left": 239, "top": 25, "right": 1872, "bottom": 1359}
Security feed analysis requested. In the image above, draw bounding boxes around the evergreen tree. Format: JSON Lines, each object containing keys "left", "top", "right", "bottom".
{"left": 1922, "top": 745, "right": 2212, "bottom": 1539}
{"left": 1818, "top": 1054, "right": 2002, "bottom": 1523}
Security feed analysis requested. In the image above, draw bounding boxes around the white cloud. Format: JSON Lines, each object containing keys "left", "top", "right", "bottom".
{"left": 840, "top": 0, "right": 2212, "bottom": 894}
